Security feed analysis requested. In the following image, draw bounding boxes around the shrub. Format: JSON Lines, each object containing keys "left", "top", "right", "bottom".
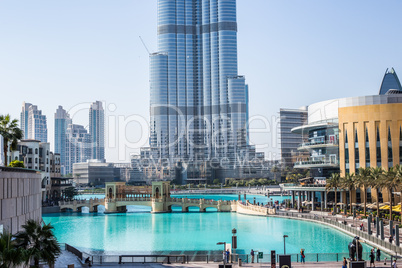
{"left": 8, "top": 160, "right": 25, "bottom": 168}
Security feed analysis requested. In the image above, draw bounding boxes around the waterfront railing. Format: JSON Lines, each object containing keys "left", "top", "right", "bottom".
{"left": 276, "top": 211, "right": 402, "bottom": 255}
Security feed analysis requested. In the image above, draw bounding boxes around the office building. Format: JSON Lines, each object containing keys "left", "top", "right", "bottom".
{"left": 65, "top": 124, "right": 91, "bottom": 175}
{"left": 150, "top": 0, "right": 249, "bottom": 163}
{"left": 379, "top": 68, "right": 402, "bottom": 95}
{"left": 279, "top": 108, "right": 308, "bottom": 168}
{"left": 73, "top": 160, "right": 120, "bottom": 186}
{"left": 20, "top": 103, "right": 48, "bottom": 142}
{"left": 89, "top": 101, "right": 105, "bottom": 161}
{"left": 54, "top": 106, "right": 72, "bottom": 174}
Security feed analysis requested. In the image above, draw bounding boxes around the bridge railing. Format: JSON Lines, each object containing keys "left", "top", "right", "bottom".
{"left": 236, "top": 201, "right": 276, "bottom": 215}
{"left": 59, "top": 198, "right": 105, "bottom": 206}
{"left": 111, "top": 197, "right": 151, "bottom": 202}
{"left": 166, "top": 197, "right": 231, "bottom": 206}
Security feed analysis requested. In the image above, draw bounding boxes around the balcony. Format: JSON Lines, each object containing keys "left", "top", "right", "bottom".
{"left": 294, "top": 158, "right": 339, "bottom": 168}
{"left": 298, "top": 140, "right": 338, "bottom": 150}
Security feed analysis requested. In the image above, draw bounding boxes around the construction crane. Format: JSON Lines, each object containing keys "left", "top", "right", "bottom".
{"left": 139, "top": 36, "right": 150, "bottom": 55}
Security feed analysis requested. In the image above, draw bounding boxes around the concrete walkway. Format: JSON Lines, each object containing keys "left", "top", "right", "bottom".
{"left": 56, "top": 261, "right": 395, "bottom": 268}
{"left": 54, "top": 251, "right": 397, "bottom": 268}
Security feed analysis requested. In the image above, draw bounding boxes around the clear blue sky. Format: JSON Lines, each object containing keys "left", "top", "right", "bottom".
{"left": 1, "top": 0, "right": 401, "bottom": 162}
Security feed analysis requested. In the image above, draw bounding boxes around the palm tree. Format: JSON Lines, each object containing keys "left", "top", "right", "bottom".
{"left": 355, "top": 167, "right": 372, "bottom": 216}
{"left": 370, "top": 167, "right": 384, "bottom": 217}
{"left": 340, "top": 173, "right": 356, "bottom": 215}
{"left": 14, "top": 220, "right": 61, "bottom": 267}
{"left": 0, "top": 230, "right": 27, "bottom": 268}
{"left": 326, "top": 173, "right": 341, "bottom": 214}
{"left": 0, "top": 115, "right": 23, "bottom": 167}
{"left": 381, "top": 166, "right": 401, "bottom": 220}
{"left": 271, "top": 166, "right": 279, "bottom": 182}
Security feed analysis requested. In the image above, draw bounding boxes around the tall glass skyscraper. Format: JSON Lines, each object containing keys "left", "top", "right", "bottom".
{"left": 20, "top": 102, "right": 48, "bottom": 142}
{"left": 89, "top": 101, "right": 105, "bottom": 161}
{"left": 150, "top": 0, "right": 248, "bottom": 162}
{"left": 54, "top": 106, "right": 72, "bottom": 175}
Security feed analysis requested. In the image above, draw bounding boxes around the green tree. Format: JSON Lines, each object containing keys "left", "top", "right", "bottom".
{"left": 8, "top": 160, "right": 24, "bottom": 168}
{"left": 0, "top": 231, "right": 27, "bottom": 268}
{"left": 369, "top": 167, "right": 384, "bottom": 217}
{"left": 340, "top": 173, "right": 356, "bottom": 215}
{"left": 14, "top": 220, "right": 61, "bottom": 268}
{"left": 62, "top": 187, "right": 78, "bottom": 201}
{"left": 326, "top": 173, "right": 340, "bottom": 214}
{"left": 271, "top": 166, "right": 279, "bottom": 181}
{"left": 213, "top": 179, "right": 220, "bottom": 185}
{"left": 381, "top": 166, "right": 401, "bottom": 220}
{"left": 0, "top": 115, "right": 23, "bottom": 167}
{"left": 355, "top": 167, "right": 371, "bottom": 216}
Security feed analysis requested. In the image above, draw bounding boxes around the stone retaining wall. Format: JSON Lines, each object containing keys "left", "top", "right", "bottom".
{"left": 0, "top": 167, "right": 42, "bottom": 234}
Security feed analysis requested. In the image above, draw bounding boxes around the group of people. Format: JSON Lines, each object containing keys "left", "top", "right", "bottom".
{"left": 222, "top": 249, "right": 230, "bottom": 263}
{"left": 368, "top": 248, "right": 381, "bottom": 267}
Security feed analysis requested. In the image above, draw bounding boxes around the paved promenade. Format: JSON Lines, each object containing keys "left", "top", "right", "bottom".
{"left": 55, "top": 251, "right": 397, "bottom": 268}
{"left": 56, "top": 261, "right": 396, "bottom": 267}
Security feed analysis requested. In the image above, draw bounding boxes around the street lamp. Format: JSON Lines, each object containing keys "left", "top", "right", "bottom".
{"left": 283, "top": 235, "right": 288, "bottom": 255}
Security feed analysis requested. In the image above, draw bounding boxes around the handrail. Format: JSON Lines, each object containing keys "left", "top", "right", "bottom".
{"left": 118, "top": 255, "right": 186, "bottom": 264}
{"left": 275, "top": 211, "right": 402, "bottom": 255}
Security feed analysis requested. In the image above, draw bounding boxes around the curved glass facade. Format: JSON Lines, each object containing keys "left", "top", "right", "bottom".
{"left": 379, "top": 68, "right": 402, "bottom": 95}
{"left": 150, "top": 0, "right": 248, "bottom": 161}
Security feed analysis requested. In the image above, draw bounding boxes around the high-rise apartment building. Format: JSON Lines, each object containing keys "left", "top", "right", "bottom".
{"left": 89, "top": 101, "right": 105, "bottom": 161}
{"left": 279, "top": 108, "right": 308, "bottom": 168}
{"left": 150, "top": 0, "right": 248, "bottom": 163}
{"left": 20, "top": 103, "right": 48, "bottom": 142}
{"left": 54, "top": 106, "right": 72, "bottom": 174}
{"left": 20, "top": 102, "right": 32, "bottom": 140}
{"left": 65, "top": 124, "right": 91, "bottom": 175}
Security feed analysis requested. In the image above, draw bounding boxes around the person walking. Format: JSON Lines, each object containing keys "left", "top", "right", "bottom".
{"left": 369, "top": 249, "right": 375, "bottom": 267}
{"left": 251, "top": 249, "right": 255, "bottom": 263}
{"left": 393, "top": 259, "right": 398, "bottom": 268}
{"left": 225, "top": 249, "right": 230, "bottom": 263}
{"left": 300, "top": 249, "right": 305, "bottom": 263}
{"left": 376, "top": 248, "right": 381, "bottom": 262}
{"left": 342, "top": 257, "right": 347, "bottom": 268}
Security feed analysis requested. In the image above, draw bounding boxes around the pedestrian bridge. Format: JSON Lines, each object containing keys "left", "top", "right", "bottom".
{"left": 58, "top": 181, "right": 275, "bottom": 215}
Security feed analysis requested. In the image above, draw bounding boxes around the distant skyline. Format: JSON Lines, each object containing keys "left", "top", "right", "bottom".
{"left": 1, "top": 0, "right": 401, "bottom": 162}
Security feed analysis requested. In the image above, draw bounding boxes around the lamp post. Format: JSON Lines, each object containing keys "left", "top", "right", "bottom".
{"left": 217, "top": 242, "right": 226, "bottom": 266}
{"left": 283, "top": 235, "right": 288, "bottom": 255}
{"left": 232, "top": 228, "right": 237, "bottom": 263}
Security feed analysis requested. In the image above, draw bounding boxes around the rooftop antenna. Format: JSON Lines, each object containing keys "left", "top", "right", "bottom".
{"left": 139, "top": 36, "right": 150, "bottom": 55}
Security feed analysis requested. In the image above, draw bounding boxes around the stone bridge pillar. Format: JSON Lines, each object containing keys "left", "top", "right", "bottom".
{"left": 104, "top": 182, "right": 125, "bottom": 213}
{"left": 217, "top": 200, "right": 222, "bottom": 212}
{"left": 151, "top": 181, "right": 171, "bottom": 213}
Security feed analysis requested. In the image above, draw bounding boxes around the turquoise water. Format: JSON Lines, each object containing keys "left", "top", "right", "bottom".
{"left": 43, "top": 212, "right": 369, "bottom": 256}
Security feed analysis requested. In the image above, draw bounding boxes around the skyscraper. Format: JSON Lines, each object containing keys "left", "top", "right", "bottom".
{"left": 65, "top": 124, "right": 91, "bottom": 175}
{"left": 89, "top": 101, "right": 105, "bottom": 161}
{"left": 20, "top": 102, "right": 32, "bottom": 139}
{"left": 20, "top": 103, "right": 48, "bottom": 142}
{"left": 279, "top": 108, "right": 308, "bottom": 168}
{"left": 150, "top": 0, "right": 248, "bottom": 163}
{"left": 379, "top": 68, "right": 402, "bottom": 95}
{"left": 54, "top": 106, "right": 72, "bottom": 174}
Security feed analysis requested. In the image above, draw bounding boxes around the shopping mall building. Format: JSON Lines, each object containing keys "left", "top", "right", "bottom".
{"left": 282, "top": 68, "right": 402, "bottom": 210}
